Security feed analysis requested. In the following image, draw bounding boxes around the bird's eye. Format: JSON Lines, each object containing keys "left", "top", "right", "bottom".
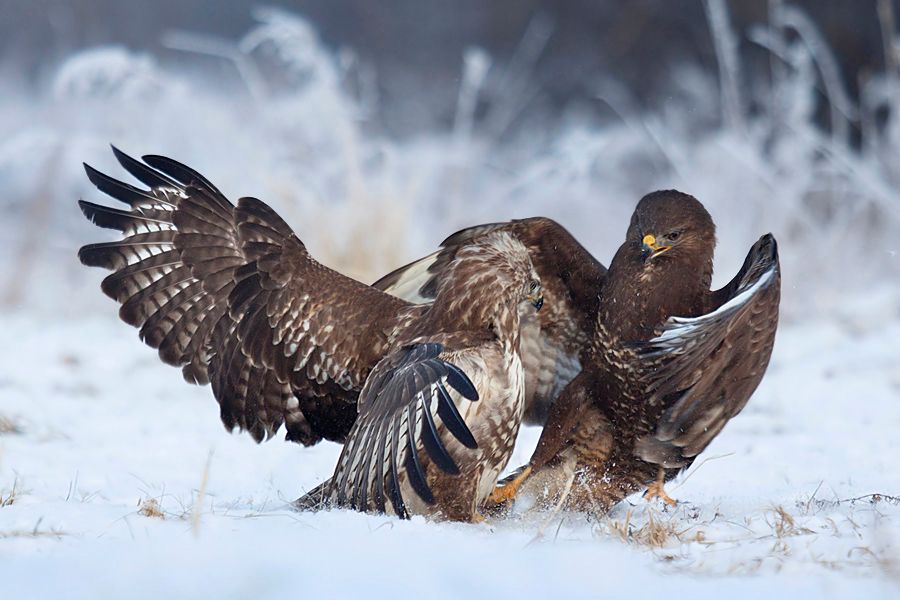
{"left": 529, "top": 280, "right": 539, "bottom": 292}
{"left": 668, "top": 230, "right": 681, "bottom": 241}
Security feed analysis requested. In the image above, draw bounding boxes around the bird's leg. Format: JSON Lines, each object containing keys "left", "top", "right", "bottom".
{"left": 643, "top": 468, "right": 677, "bottom": 507}
{"left": 486, "top": 465, "right": 533, "bottom": 506}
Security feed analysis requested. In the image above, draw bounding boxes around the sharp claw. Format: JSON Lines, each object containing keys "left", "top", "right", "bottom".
{"left": 643, "top": 478, "right": 677, "bottom": 507}
{"left": 485, "top": 465, "right": 533, "bottom": 507}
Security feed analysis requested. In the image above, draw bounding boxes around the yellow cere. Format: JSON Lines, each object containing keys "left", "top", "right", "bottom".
{"left": 642, "top": 234, "right": 657, "bottom": 248}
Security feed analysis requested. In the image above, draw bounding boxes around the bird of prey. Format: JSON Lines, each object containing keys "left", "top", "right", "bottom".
{"left": 376, "top": 191, "right": 780, "bottom": 512}
{"left": 77, "top": 147, "right": 544, "bottom": 521}
{"left": 374, "top": 217, "right": 607, "bottom": 426}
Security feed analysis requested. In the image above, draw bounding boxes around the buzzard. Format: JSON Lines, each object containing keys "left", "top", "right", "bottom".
{"left": 376, "top": 191, "right": 781, "bottom": 511}
{"left": 78, "top": 147, "right": 544, "bottom": 521}
{"left": 375, "top": 217, "right": 606, "bottom": 425}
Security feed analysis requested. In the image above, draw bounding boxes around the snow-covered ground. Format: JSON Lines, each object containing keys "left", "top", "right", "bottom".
{"left": 1, "top": 284, "right": 898, "bottom": 598}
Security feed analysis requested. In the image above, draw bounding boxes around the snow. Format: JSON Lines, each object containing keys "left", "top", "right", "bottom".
{"left": 1, "top": 287, "right": 899, "bottom": 598}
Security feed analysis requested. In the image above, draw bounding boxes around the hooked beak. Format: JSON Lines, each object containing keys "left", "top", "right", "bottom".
{"left": 527, "top": 292, "right": 544, "bottom": 312}
{"left": 641, "top": 234, "right": 671, "bottom": 263}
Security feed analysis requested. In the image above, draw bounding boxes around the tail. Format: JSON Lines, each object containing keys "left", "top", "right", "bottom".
{"left": 292, "top": 479, "right": 333, "bottom": 512}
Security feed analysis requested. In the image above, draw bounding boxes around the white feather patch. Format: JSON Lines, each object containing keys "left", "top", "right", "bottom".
{"left": 651, "top": 264, "right": 776, "bottom": 348}
{"left": 380, "top": 251, "right": 441, "bottom": 303}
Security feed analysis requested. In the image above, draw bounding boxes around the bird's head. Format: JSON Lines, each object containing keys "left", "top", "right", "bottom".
{"left": 475, "top": 232, "right": 542, "bottom": 313}
{"left": 627, "top": 190, "right": 716, "bottom": 268}
{"left": 600, "top": 190, "right": 717, "bottom": 340}
{"left": 436, "top": 231, "right": 544, "bottom": 334}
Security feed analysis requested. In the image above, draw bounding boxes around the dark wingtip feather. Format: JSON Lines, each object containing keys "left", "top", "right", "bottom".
{"left": 419, "top": 399, "right": 460, "bottom": 475}
{"left": 78, "top": 199, "right": 135, "bottom": 232}
{"left": 142, "top": 154, "right": 222, "bottom": 197}
{"left": 99, "top": 272, "right": 127, "bottom": 301}
{"left": 82, "top": 162, "right": 104, "bottom": 187}
{"left": 77, "top": 242, "right": 118, "bottom": 269}
{"left": 404, "top": 406, "right": 436, "bottom": 505}
{"left": 248, "top": 423, "right": 266, "bottom": 444}
{"left": 444, "top": 363, "right": 479, "bottom": 401}
{"left": 82, "top": 162, "right": 110, "bottom": 190}
{"left": 76, "top": 245, "right": 97, "bottom": 268}
{"left": 758, "top": 233, "right": 778, "bottom": 262}
{"left": 182, "top": 364, "right": 208, "bottom": 386}
{"left": 111, "top": 145, "right": 180, "bottom": 190}
{"left": 435, "top": 384, "right": 478, "bottom": 449}
{"left": 84, "top": 162, "right": 154, "bottom": 206}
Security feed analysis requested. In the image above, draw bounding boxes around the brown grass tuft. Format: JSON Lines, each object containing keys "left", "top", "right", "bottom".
{"left": 137, "top": 497, "right": 165, "bottom": 519}
{"left": 606, "top": 508, "right": 682, "bottom": 548}
{"left": 770, "top": 505, "right": 815, "bottom": 538}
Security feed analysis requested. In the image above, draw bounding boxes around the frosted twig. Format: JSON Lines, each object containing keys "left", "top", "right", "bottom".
{"left": 162, "top": 30, "right": 268, "bottom": 102}
{"left": 453, "top": 48, "right": 491, "bottom": 146}
{"left": 673, "top": 452, "right": 735, "bottom": 490}
{"left": 484, "top": 12, "right": 553, "bottom": 139}
{"left": 776, "top": 5, "right": 858, "bottom": 144}
{"left": 878, "top": 0, "right": 899, "bottom": 76}
{"left": 191, "top": 450, "right": 213, "bottom": 537}
{"left": 703, "top": 0, "right": 746, "bottom": 134}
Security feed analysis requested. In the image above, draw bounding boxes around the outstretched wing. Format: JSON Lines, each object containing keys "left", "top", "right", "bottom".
{"left": 634, "top": 234, "right": 781, "bottom": 468}
{"left": 79, "top": 148, "right": 414, "bottom": 445}
{"left": 78, "top": 148, "right": 241, "bottom": 386}
{"left": 328, "top": 343, "right": 480, "bottom": 518}
{"left": 374, "top": 217, "right": 606, "bottom": 424}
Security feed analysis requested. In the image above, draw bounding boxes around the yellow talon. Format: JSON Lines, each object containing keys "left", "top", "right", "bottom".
{"left": 487, "top": 465, "right": 533, "bottom": 506}
{"left": 643, "top": 469, "right": 677, "bottom": 507}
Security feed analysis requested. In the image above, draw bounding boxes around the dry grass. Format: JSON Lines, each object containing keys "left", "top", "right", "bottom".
{"left": 607, "top": 508, "right": 682, "bottom": 548}
{"left": 0, "top": 528, "right": 68, "bottom": 540}
{"left": 131, "top": 454, "right": 214, "bottom": 526}
{"left": 769, "top": 504, "right": 815, "bottom": 539}
{"left": 137, "top": 498, "right": 165, "bottom": 519}
{"left": 1, "top": 478, "right": 22, "bottom": 507}
{"left": 0, "top": 415, "right": 23, "bottom": 435}
{"left": 0, "top": 518, "right": 67, "bottom": 540}
{"left": 515, "top": 490, "right": 900, "bottom": 580}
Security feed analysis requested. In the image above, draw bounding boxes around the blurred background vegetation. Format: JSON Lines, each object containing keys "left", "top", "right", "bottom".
{"left": 1, "top": 1, "right": 898, "bottom": 321}
{"left": 2, "top": 1, "right": 894, "bottom": 135}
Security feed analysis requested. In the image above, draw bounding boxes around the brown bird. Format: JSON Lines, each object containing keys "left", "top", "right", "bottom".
{"left": 374, "top": 217, "right": 606, "bottom": 426}
{"left": 377, "top": 191, "right": 780, "bottom": 512}
{"left": 78, "top": 147, "right": 544, "bottom": 521}
{"left": 491, "top": 192, "right": 780, "bottom": 511}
